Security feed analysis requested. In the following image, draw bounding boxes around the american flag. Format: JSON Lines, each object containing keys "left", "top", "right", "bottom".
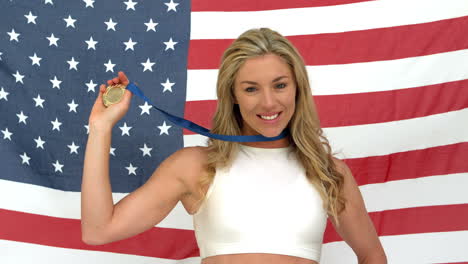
{"left": 1, "top": 0, "right": 467, "bottom": 263}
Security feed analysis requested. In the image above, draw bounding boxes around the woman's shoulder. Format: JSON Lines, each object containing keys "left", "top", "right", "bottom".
{"left": 170, "top": 146, "right": 210, "bottom": 182}
{"left": 174, "top": 146, "right": 209, "bottom": 163}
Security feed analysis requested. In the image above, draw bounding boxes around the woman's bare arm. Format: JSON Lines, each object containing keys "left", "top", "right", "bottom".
{"left": 81, "top": 71, "right": 197, "bottom": 245}
{"left": 80, "top": 124, "right": 115, "bottom": 245}
{"left": 81, "top": 125, "right": 196, "bottom": 245}
{"left": 329, "top": 158, "right": 387, "bottom": 263}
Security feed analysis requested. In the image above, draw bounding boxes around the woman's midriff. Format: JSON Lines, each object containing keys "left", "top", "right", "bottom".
{"left": 201, "top": 253, "right": 319, "bottom": 264}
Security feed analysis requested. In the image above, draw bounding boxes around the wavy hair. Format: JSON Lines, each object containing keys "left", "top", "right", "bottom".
{"left": 195, "top": 28, "right": 346, "bottom": 227}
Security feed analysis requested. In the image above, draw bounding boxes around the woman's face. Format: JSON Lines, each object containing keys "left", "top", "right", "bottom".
{"left": 233, "top": 53, "right": 296, "bottom": 138}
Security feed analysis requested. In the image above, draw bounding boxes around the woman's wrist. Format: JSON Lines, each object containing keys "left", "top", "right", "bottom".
{"left": 89, "top": 121, "right": 113, "bottom": 134}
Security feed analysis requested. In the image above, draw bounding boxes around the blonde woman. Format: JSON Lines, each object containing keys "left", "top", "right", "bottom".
{"left": 81, "top": 28, "right": 387, "bottom": 264}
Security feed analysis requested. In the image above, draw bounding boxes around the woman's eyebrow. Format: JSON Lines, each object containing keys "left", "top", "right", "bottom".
{"left": 240, "top": 75, "right": 289, "bottom": 85}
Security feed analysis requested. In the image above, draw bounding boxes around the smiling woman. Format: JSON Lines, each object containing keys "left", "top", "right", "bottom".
{"left": 191, "top": 27, "right": 386, "bottom": 264}
{"left": 233, "top": 54, "right": 297, "bottom": 142}
{"left": 82, "top": 27, "right": 386, "bottom": 264}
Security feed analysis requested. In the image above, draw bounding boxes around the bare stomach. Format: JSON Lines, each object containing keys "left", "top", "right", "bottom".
{"left": 201, "top": 253, "right": 318, "bottom": 264}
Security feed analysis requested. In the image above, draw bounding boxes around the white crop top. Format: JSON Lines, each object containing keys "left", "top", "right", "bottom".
{"left": 192, "top": 144, "right": 328, "bottom": 262}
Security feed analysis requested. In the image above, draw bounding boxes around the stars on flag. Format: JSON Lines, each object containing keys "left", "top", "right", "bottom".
{"left": 86, "top": 80, "right": 98, "bottom": 92}
{"left": 104, "top": 59, "right": 116, "bottom": 72}
{"left": 68, "top": 142, "right": 80, "bottom": 154}
{"left": 165, "top": 0, "right": 179, "bottom": 12}
{"left": 63, "top": 15, "right": 77, "bottom": 28}
{"left": 158, "top": 121, "right": 171, "bottom": 135}
{"left": 105, "top": 18, "right": 117, "bottom": 31}
{"left": 144, "top": 18, "right": 158, "bottom": 32}
{"left": 1, "top": 128, "right": 13, "bottom": 140}
{"left": 139, "top": 102, "right": 152, "bottom": 115}
{"left": 7, "top": 28, "right": 20, "bottom": 42}
{"left": 141, "top": 58, "right": 155, "bottom": 72}
{"left": 0, "top": 87, "right": 9, "bottom": 101}
{"left": 51, "top": 118, "right": 62, "bottom": 131}
{"left": 124, "top": 0, "right": 138, "bottom": 11}
{"left": 126, "top": 163, "right": 137, "bottom": 175}
{"left": 124, "top": 38, "right": 137, "bottom": 51}
{"left": 33, "top": 94, "right": 45, "bottom": 108}
{"left": 34, "top": 136, "right": 46, "bottom": 149}
{"left": 50, "top": 76, "right": 62, "bottom": 89}
{"left": 16, "top": 111, "right": 28, "bottom": 124}
{"left": 164, "top": 38, "right": 177, "bottom": 51}
{"left": 20, "top": 152, "right": 31, "bottom": 165}
{"left": 139, "top": 143, "right": 152, "bottom": 157}
{"left": 52, "top": 160, "right": 64, "bottom": 173}
{"left": 29, "top": 53, "right": 42, "bottom": 66}
{"left": 83, "top": 0, "right": 95, "bottom": 8}
{"left": 13, "top": 71, "right": 25, "bottom": 84}
{"left": 85, "top": 36, "right": 98, "bottom": 50}
{"left": 24, "top": 11, "right": 37, "bottom": 24}
{"left": 67, "top": 100, "right": 79, "bottom": 113}
{"left": 46, "top": 33, "right": 59, "bottom": 46}
{"left": 2, "top": 0, "right": 183, "bottom": 179}
{"left": 161, "top": 78, "right": 175, "bottom": 92}
{"left": 67, "top": 57, "right": 79, "bottom": 70}
{"left": 119, "top": 122, "right": 132, "bottom": 136}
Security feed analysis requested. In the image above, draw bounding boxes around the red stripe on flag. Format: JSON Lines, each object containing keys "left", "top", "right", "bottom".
{"left": 345, "top": 142, "right": 468, "bottom": 186}
{"left": 3, "top": 204, "right": 468, "bottom": 256}
{"left": 0, "top": 209, "right": 199, "bottom": 260}
{"left": 191, "top": 0, "right": 375, "bottom": 12}
{"left": 188, "top": 16, "right": 468, "bottom": 69}
{"left": 183, "top": 79, "right": 468, "bottom": 134}
{"left": 323, "top": 204, "right": 468, "bottom": 243}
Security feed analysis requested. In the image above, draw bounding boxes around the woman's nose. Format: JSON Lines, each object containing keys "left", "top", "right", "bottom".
{"left": 260, "top": 89, "right": 276, "bottom": 108}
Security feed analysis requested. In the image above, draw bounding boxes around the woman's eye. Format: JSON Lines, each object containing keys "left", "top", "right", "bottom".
{"left": 276, "top": 83, "right": 287, "bottom": 89}
{"left": 245, "top": 87, "right": 257, "bottom": 92}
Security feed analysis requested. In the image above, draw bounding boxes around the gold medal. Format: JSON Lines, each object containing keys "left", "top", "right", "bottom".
{"left": 103, "top": 84, "right": 126, "bottom": 107}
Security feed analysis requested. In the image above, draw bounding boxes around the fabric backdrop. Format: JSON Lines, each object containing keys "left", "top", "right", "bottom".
{"left": 1, "top": 0, "right": 467, "bottom": 263}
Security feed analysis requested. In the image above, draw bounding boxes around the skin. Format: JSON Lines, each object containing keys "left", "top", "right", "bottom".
{"left": 233, "top": 53, "right": 296, "bottom": 149}
{"left": 81, "top": 54, "right": 386, "bottom": 263}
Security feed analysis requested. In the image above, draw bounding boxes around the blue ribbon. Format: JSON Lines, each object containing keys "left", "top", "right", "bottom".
{"left": 125, "top": 82, "right": 289, "bottom": 142}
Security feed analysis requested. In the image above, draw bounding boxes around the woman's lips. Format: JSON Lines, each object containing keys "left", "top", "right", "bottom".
{"left": 257, "top": 111, "right": 282, "bottom": 123}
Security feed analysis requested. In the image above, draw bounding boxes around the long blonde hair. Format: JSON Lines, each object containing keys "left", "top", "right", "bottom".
{"left": 196, "top": 27, "right": 346, "bottom": 227}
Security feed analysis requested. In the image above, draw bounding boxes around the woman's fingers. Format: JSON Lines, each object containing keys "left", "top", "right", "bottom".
{"left": 118, "top": 71, "right": 129, "bottom": 85}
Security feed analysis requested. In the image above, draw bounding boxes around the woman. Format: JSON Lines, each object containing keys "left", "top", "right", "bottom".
{"left": 81, "top": 28, "right": 387, "bottom": 263}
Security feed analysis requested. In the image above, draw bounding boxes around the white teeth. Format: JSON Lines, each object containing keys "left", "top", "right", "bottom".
{"left": 260, "top": 113, "right": 279, "bottom": 120}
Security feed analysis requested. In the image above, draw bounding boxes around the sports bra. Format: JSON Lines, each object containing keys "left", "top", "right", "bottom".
{"left": 192, "top": 144, "right": 328, "bottom": 261}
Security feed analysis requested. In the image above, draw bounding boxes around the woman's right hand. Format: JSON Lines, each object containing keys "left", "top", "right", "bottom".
{"left": 88, "top": 71, "right": 134, "bottom": 130}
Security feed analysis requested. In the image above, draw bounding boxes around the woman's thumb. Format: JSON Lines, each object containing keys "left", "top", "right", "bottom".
{"left": 122, "top": 89, "right": 133, "bottom": 104}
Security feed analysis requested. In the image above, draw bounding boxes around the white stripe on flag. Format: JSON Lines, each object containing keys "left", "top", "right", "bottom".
{"left": 2, "top": 231, "right": 467, "bottom": 264}
{"left": 2, "top": 172, "right": 467, "bottom": 230}
{"left": 186, "top": 49, "right": 468, "bottom": 101}
{"left": 183, "top": 107, "right": 468, "bottom": 159}
{"left": 321, "top": 230, "right": 468, "bottom": 263}
{"left": 191, "top": 0, "right": 468, "bottom": 39}
{"left": 0, "top": 239, "right": 201, "bottom": 264}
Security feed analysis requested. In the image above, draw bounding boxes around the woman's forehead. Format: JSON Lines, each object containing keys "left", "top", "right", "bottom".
{"left": 236, "top": 59, "right": 293, "bottom": 83}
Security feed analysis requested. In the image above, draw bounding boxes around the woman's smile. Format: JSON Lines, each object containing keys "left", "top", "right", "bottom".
{"left": 233, "top": 53, "right": 296, "bottom": 145}
{"left": 257, "top": 111, "right": 282, "bottom": 123}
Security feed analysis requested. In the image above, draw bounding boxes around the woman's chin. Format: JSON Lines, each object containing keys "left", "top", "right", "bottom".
{"left": 258, "top": 128, "right": 285, "bottom": 138}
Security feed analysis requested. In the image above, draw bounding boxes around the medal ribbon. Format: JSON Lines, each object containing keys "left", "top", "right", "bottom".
{"left": 125, "top": 82, "right": 289, "bottom": 142}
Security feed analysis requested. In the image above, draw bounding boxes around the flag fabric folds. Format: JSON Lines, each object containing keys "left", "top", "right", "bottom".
{"left": 1, "top": 0, "right": 468, "bottom": 263}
